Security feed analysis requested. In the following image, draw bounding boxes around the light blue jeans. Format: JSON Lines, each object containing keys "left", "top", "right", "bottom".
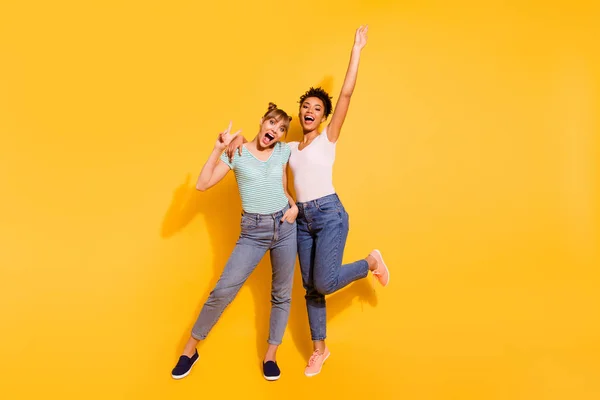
{"left": 191, "top": 205, "right": 297, "bottom": 345}
{"left": 296, "top": 194, "right": 369, "bottom": 341}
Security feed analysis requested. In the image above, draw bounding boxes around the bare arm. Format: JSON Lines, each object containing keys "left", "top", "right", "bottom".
{"left": 280, "top": 163, "right": 298, "bottom": 223}
{"left": 282, "top": 163, "right": 295, "bottom": 208}
{"left": 195, "top": 121, "right": 241, "bottom": 191}
{"left": 226, "top": 134, "right": 249, "bottom": 162}
{"left": 327, "top": 25, "right": 368, "bottom": 143}
{"left": 195, "top": 149, "right": 231, "bottom": 191}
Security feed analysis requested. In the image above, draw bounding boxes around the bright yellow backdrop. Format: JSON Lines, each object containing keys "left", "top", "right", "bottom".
{"left": 1, "top": 1, "right": 599, "bottom": 399}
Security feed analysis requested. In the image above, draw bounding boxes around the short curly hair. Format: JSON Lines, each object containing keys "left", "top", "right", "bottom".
{"left": 298, "top": 87, "right": 333, "bottom": 118}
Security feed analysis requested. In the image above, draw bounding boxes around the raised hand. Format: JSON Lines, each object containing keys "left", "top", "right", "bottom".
{"left": 215, "top": 121, "right": 241, "bottom": 151}
{"left": 354, "top": 25, "right": 368, "bottom": 50}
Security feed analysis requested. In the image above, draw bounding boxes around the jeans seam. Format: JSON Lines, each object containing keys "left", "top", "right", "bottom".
{"left": 321, "top": 214, "right": 343, "bottom": 294}
{"left": 267, "top": 221, "right": 296, "bottom": 345}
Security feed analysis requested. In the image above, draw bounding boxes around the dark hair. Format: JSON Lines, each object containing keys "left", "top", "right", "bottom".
{"left": 262, "top": 102, "right": 292, "bottom": 131}
{"left": 298, "top": 87, "right": 333, "bottom": 118}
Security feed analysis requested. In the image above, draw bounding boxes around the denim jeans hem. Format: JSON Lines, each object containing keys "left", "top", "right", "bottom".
{"left": 191, "top": 331, "right": 206, "bottom": 341}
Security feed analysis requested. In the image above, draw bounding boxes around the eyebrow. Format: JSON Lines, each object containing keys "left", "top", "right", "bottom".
{"left": 303, "top": 101, "right": 322, "bottom": 107}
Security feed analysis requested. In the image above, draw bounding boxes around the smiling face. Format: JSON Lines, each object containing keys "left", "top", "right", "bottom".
{"left": 257, "top": 116, "right": 289, "bottom": 148}
{"left": 299, "top": 97, "right": 327, "bottom": 132}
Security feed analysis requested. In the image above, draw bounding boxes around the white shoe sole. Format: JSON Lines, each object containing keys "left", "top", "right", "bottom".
{"left": 171, "top": 355, "right": 199, "bottom": 380}
{"left": 263, "top": 374, "right": 281, "bottom": 381}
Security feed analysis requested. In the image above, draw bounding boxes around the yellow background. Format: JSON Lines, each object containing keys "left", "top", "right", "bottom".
{"left": 1, "top": 1, "right": 599, "bottom": 399}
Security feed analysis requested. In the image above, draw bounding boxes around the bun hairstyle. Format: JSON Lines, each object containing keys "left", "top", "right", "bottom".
{"left": 262, "top": 102, "right": 293, "bottom": 133}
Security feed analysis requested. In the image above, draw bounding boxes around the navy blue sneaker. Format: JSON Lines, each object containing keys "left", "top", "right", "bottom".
{"left": 171, "top": 350, "right": 199, "bottom": 379}
{"left": 263, "top": 361, "right": 281, "bottom": 381}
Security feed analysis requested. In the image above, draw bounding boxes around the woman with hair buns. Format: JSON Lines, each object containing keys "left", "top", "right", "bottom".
{"left": 171, "top": 103, "right": 298, "bottom": 382}
{"left": 227, "top": 26, "right": 390, "bottom": 377}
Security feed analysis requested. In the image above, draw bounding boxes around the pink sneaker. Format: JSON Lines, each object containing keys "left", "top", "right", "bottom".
{"left": 370, "top": 249, "right": 390, "bottom": 286}
{"left": 304, "top": 348, "right": 330, "bottom": 377}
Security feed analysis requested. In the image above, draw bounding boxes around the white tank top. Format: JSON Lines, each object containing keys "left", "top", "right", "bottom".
{"left": 288, "top": 127, "right": 336, "bottom": 203}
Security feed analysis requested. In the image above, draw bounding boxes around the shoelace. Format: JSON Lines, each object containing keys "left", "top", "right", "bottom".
{"left": 307, "top": 350, "right": 322, "bottom": 367}
{"left": 372, "top": 265, "right": 383, "bottom": 289}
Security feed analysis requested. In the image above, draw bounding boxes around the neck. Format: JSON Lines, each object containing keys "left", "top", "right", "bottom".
{"left": 302, "top": 128, "right": 319, "bottom": 143}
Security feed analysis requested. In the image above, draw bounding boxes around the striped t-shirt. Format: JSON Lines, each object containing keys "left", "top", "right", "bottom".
{"left": 220, "top": 142, "right": 291, "bottom": 214}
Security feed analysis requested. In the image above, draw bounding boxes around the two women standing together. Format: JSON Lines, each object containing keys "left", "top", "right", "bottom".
{"left": 171, "top": 26, "right": 390, "bottom": 381}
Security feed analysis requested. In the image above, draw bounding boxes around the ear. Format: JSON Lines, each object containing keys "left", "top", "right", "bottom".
{"left": 259, "top": 117, "right": 264, "bottom": 125}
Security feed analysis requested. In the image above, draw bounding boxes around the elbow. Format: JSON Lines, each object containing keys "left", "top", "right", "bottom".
{"left": 196, "top": 183, "right": 208, "bottom": 192}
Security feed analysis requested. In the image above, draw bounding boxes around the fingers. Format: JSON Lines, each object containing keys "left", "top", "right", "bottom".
{"left": 226, "top": 121, "right": 232, "bottom": 134}
{"left": 280, "top": 210, "right": 298, "bottom": 223}
{"left": 230, "top": 129, "right": 242, "bottom": 139}
{"left": 355, "top": 25, "right": 368, "bottom": 44}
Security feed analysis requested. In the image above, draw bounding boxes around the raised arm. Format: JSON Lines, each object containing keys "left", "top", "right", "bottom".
{"left": 327, "top": 25, "right": 368, "bottom": 143}
{"left": 196, "top": 121, "right": 241, "bottom": 191}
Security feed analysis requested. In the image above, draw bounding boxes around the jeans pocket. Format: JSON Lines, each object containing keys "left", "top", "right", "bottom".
{"left": 316, "top": 200, "right": 340, "bottom": 214}
{"left": 281, "top": 219, "right": 297, "bottom": 236}
{"left": 241, "top": 215, "right": 257, "bottom": 230}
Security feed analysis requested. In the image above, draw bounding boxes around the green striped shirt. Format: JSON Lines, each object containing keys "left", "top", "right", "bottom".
{"left": 220, "top": 142, "right": 291, "bottom": 214}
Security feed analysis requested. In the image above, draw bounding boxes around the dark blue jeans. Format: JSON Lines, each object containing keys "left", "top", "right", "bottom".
{"left": 296, "top": 194, "right": 369, "bottom": 340}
